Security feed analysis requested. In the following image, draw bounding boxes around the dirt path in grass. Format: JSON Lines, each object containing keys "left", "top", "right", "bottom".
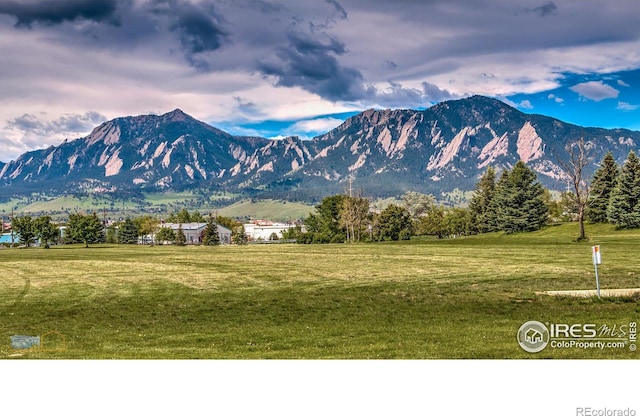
{"left": 538, "top": 288, "right": 640, "bottom": 298}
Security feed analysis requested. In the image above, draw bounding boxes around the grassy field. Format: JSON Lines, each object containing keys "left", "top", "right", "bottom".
{"left": 218, "top": 199, "right": 314, "bottom": 221}
{"left": 2, "top": 194, "right": 311, "bottom": 222}
{"left": 0, "top": 223, "right": 638, "bottom": 359}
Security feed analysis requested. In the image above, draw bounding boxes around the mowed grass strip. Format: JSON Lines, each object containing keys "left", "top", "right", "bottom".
{"left": 0, "top": 223, "right": 638, "bottom": 359}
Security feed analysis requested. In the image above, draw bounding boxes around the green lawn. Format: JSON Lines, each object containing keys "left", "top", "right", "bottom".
{"left": 218, "top": 199, "right": 314, "bottom": 222}
{"left": 1, "top": 223, "right": 638, "bottom": 359}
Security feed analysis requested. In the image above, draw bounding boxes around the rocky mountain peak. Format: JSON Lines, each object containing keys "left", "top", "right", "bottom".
{"left": 1, "top": 95, "right": 639, "bottom": 200}
{"left": 163, "top": 108, "right": 191, "bottom": 122}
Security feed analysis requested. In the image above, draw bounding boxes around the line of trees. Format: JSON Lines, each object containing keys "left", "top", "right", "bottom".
{"left": 8, "top": 150, "right": 639, "bottom": 247}
{"left": 292, "top": 161, "right": 550, "bottom": 243}
{"left": 8, "top": 209, "right": 248, "bottom": 248}
{"left": 294, "top": 192, "right": 426, "bottom": 243}
{"left": 11, "top": 212, "right": 106, "bottom": 248}
{"left": 467, "top": 161, "right": 548, "bottom": 234}
{"left": 293, "top": 151, "right": 640, "bottom": 244}
{"left": 587, "top": 150, "right": 640, "bottom": 229}
{"left": 11, "top": 215, "right": 60, "bottom": 248}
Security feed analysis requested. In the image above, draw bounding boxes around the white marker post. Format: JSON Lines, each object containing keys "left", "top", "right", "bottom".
{"left": 592, "top": 245, "right": 602, "bottom": 299}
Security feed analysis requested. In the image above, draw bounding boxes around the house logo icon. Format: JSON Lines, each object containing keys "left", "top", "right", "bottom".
{"left": 517, "top": 321, "right": 549, "bottom": 353}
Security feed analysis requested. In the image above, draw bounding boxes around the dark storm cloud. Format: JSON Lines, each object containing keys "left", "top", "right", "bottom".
{"left": 149, "top": 0, "right": 228, "bottom": 66}
{"left": 2, "top": 0, "right": 640, "bottom": 160}
{"left": 0, "top": 0, "right": 119, "bottom": 27}
{"left": 258, "top": 31, "right": 366, "bottom": 101}
{"left": 0, "top": 0, "right": 230, "bottom": 70}
{"left": 286, "top": 30, "right": 345, "bottom": 55}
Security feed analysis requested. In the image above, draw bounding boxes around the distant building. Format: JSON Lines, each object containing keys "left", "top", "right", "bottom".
{"left": 0, "top": 232, "right": 17, "bottom": 245}
{"left": 158, "top": 222, "right": 232, "bottom": 244}
{"left": 243, "top": 222, "right": 302, "bottom": 241}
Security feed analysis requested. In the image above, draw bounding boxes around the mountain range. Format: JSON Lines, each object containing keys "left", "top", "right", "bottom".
{"left": 1, "top": 95, "right": 639, "bottom": 201}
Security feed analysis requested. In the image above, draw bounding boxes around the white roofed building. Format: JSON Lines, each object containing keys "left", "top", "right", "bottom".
{"left": 243, "top": 222, "right": 301, "bottom": 241}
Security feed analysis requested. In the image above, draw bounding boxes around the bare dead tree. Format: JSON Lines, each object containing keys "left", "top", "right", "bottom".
{"left": 556, "top": 137, "right": 593, "bottom": 240}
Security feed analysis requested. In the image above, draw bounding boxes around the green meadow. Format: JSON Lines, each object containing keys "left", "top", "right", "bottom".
{"left": 218, "top": 199, "right": 314, "bottom": 221}
{"left": 1, "top": 223, "right": 638, "bottom": 359}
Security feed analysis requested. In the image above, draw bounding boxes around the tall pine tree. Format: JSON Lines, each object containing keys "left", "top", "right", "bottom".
{"left": 118, "top": 218, "right": 139, "bottom": 244}
{"left": 607, "top": 151, "right": 640, "bottom": 228}
{"left": 469, "top": 166, "right": 497, "bottom": 234}
{"left": 493, "top": 161, "right": 548, "bottom": 233}
{"left": 586, "top": 152, "right": 619, "bottom": 223}
{"left": 175, "top": 224, "right": 187, "bottom": 246}
{"left": 202, "top": 216, "right": 220, "bottom": 246}
{"left": 491, "top": 169, "right": 511, "bottom": 231}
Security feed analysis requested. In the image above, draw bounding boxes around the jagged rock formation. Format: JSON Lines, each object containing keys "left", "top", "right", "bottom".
{"left": 2, "top": 96, "right": 639, "bottom": 199}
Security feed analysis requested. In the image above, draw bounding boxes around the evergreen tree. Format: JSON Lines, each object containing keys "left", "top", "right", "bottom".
{"left": 167, "top": 209, "right": 192, "bottom": 224}
{"left": 166, "top": 211, "right": 178, "bottom": 223}
{"left": 118, "top": 218, "right": 139, "bottom": 244}
{"left": 176, "top": 208, "right": 192, "bottom": 224}
{"left": 191, "top": 211, "right": 205, "bottom": 223}
{"left": 232, "top": 225, "right": 248, "bottom": 245}
{"left": 491, "top": 169, "right": 510, "bottom": 231}
{"left": 202, "top": 217, "right": 220, "bottom": 245}
{"left": 586, "top": 152, "right": 619, "bottom": 223}
{"left": 607, "top": 151, "right": 640, "bottom": 228}
{"left": 106, "top": 225, "right": 118, "bottom": 244}
{"left": 175, "top": 224, "right": 187, "bottom": 246}
{"left": 493, "top": 161, "right": 548, "bottom": 233}
{"left": 468, "top": 166, "right": 497, "bottom": 233}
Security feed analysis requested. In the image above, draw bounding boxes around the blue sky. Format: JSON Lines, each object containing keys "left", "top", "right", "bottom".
{"left": 1, "top": 0, "right": 640, "bottom": 162}
{"left": 224, "top": 68, "right": 640, "bottom": 140}
{"left": 507, "top": 69, "right": 640, "bottom": 131}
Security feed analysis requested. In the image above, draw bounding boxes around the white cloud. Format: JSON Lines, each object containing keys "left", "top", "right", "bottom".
{"left": 569, "top": 81, "right": 619, "bottom": 101}
{"left": 266, "top": 135, "right": 290, "bottom": 141}
{"left": 518, "top": 100, "right": 533, "bottom": 109}
{"left": 548, "top": 93, "right": 564, "bottom": 103}
{"left": 291, "top": 117, "right": 344, "bottom": 134}
{"left": 616, "top": 101, "right": 639, "bottom": 111}
{"left": 0, "top": 111, "right": 108, "bottom": 162}
{"left": 2, "top": 0, "right": 640, "bottom": 160}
